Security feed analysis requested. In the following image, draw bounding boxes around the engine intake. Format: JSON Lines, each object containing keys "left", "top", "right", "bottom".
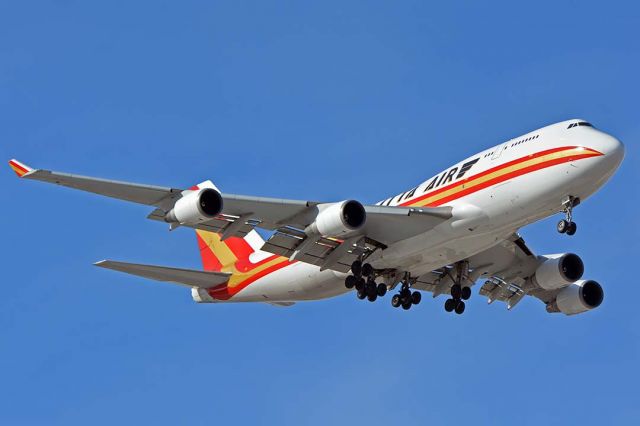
{"left": 307, "top": 200, "right": 366, "bottom": 237}
{"left": 165, "top": 188, "right": 223, "bottom": 225}
{"left": 532, "top": 253, "right": 584, "bottom": 290}
{"left": 550, "top": 279, "right": 604, "bottom": 315}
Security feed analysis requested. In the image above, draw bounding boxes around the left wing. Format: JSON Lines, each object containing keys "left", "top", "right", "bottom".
{"left": 95, "top": 260, "right": 231, "bottom": 288}
{"left": 412, "top": 234, "right": 576, "bottom": 312}
{"left": 9, "top": 159, "right": 452, "bottom": 272}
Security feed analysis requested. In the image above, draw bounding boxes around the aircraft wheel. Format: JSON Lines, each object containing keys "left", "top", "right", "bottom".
{"left": 351, "top": 260, "right": 362, "bottom": 277}
{"left": 362, "top": 263, "right": 374, "bottom": 277}
{"left": 357, "top": 288, "right": 367, "bottom": 300}
{"left": 566, "top": 221, "right": 577, "bottom": 236}
{"left": 367, "top": 293, "right": 378, "bottom": 302}
{"left": 461, "top": 286, "right": 471, "bottom": 300}
{"left": 345, "top": 275, "right": 356, "bottom": 289}
{"left": 355, "top": 278, "right": 365, "bottom": 291}
{"left": 455, "top": 300, "right": 466, "bottom": 315}
{"left": 444, "top": 298, "right": 456, "bottom": 312}
{"left": 402, "top": 302, "right": 412, "bottom": 310}
{"left": 451, "top": 284, "right": 462, "bottom": 299}
{"left": 391, "top": 294, "right": 401, "bottom": 308}
{"left": 557, "top": 219, "right": 569, "bottom": 234}
{"left": 376, "top": 283, "right": 387, "bottom": 297}
{"left": 411, "top": 291, "right": 421, "bottom": 305}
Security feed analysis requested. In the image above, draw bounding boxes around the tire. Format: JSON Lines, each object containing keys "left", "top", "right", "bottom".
{"left": 377, "top": 283, "right": 387, "bottom": 297}
{"left": 451, "top": 284, "right": 462, "bottom": 299}
{"left": 362, "top": 263, "right": 374, "bottom": 277}
{"left": 367, "top": 284, "right": 377, "bottom": 298}
{"left": 345, "top": 275, "right": 356, "bottom": 289}
{"left": 461, "top": 286, "right": 471, "bottom": 300}
{"left": 557, "top": 219, "right": 569, "bottom": 234}
{"left": 357, "top": 288, "right": 367, "bottom": 300}
{"left": 444, "top": 298, "right": 455, "bottom": 312}
{"left": 402, "top": 302, "right": 412, "bottom": 310}
{"left": 367, "top": 293, "right": 378, "bottom": 302}
{"left": 454, "top": 300, "right": 466, "bottom": 315}
{"left": 355, "top": 278, "right": 365, "bottom": 291}
{"left": 566, "top": 221, "right": 577, "bottom": 236}
{"left": 411, "top": 291, "right": 422, "bottom": 305}
{"left": 391, "top": 294, "right": 401, "bottom": 308}
{"left": 351, "top": 260, "right": 362, "bottom": 277}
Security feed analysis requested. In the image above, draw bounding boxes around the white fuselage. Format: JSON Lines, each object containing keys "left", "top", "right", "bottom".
{"left": 196, "top": 119, "right": 625, "bottom": 303}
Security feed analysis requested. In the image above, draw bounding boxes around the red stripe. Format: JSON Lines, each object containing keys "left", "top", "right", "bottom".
{"left": 427, "top": 151, "right": 600, "bottom": 206}
{"left": 207, "top": 259, "right": 294, "bottom": 300}
{"left": 9, "top": 161, "right": 28, "bottom": 175}
{"left": 400, "top": 146, "right": 602, "bottom": 207}
{"left": 224, "top": 237, "right": 254, "bottom": 261}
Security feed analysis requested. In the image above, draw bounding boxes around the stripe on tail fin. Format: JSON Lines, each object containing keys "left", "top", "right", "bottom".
{"left": 195, "top": 229, "right": 293, "bottom": 300}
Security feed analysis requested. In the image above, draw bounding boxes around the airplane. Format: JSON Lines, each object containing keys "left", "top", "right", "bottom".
{"left": 8, "top": 118, "right": 624, "bottom": 315}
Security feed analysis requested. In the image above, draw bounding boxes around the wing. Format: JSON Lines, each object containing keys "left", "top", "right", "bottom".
{"left": 412, "top": 233, "right": 557, "bottom": 310}
{"left": 10, "top": 159, "right": 452, "bottom": 272}
{"left": 260, "top": 205, "right": 451, "bottom": 272}
{"left": 95, "top": 260, "right": 231, "bottom": 288}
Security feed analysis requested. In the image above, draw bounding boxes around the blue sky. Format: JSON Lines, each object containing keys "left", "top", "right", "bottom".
{"left": 2, "top": 1, "right": 639, "bottom": 424}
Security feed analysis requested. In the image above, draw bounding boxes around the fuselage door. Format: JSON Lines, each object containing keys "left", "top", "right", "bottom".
{"left": 491, "top": 141, "right": 509, "bottom": 160}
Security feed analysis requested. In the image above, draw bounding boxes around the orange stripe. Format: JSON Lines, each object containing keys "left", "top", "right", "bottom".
{"left": 9, "top": 161, "right": 29, "bottom": 177}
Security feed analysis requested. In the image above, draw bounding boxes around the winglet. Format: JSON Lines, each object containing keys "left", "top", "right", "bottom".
{"left": 8, "top": 159, "right": 33, "bottom": 177}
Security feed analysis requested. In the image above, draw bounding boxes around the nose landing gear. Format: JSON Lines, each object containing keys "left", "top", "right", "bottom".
{"left": 557, "top": 196, "right": 580, "bottom": 236}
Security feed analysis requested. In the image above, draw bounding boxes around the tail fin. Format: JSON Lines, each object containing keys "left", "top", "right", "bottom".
{"left": 196, "top": 229, "right": 269, "bottom": 273}
{"left": 195, "top": 229, "right": 292, "bottom": 300}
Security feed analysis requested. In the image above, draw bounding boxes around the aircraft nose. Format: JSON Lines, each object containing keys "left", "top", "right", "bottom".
{"left": 599, "top": 133, "right": 625, "bottom": 169}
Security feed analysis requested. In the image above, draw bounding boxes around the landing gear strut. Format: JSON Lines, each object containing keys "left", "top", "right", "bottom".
{"left": 345, "top": 259, "right": 388, "bottom": 303}
{"left": 390, "top": 274, "right": 421, "bottom": 311}
{"left": 557, "top": 196, "right": 580, "bottom": 236}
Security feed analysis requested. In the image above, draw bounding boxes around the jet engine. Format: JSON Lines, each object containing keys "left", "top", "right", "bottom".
{"left": 165, "top": 188, "right": 223, "bottom": 225}
{"left": 531, "top": 253, "right": 584, "bottom": 290}
{"left": 548, "top": 279, "right": 604, "bottom": 315}
{"left": 306, "top": 200, "right": 366, "bottom": 237}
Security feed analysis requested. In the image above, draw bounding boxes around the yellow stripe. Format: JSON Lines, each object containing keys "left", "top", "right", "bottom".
{"left": 226, "top": 257, "right": 286, "bottom": 287}
{"left": 9, "top": 163, "right": 26, "bottom": 177}
{"left": 409, "top": 148, "right": 597, "bottom": 207}
{"left": 196, "top": 230, "right": 237, "bottom": 268}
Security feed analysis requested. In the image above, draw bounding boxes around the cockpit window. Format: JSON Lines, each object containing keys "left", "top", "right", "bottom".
{"left": 568, "top": 122, "right": 594, "bottom": 129}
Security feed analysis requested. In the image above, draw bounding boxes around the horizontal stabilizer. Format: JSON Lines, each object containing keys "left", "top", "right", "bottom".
{"left": 95, "top": 260, "right": 230, "bottom": 289}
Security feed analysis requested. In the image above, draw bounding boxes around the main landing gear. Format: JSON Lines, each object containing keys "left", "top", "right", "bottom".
{"left": 390, "top": 274, "right": 421, "bottom": 311}
{"left": 557, "top": 196, "right": 580, "bottom": 236}
{"left": 443, "top": 262, "right": 472, "bottom": 315}
{"left": 345, "top": 260, "right": 387, "bottom": 303}
{"left": 444, "top": 284, "right": 470, "bottom": 315}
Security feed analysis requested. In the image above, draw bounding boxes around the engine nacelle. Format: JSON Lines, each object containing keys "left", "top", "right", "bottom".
{"left": 306, "top": 200, "right": 366, "bottom": 237}
{"left": 165, "top": 188, "right": 223, "bottom": 225}
{"left": 532, "top": 253, "right": 584, "bottom": 290}
{"left": 549, "top": 279, "right": 604, "bottom": 315}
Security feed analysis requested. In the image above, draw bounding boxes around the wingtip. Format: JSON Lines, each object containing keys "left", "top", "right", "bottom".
{"left": 8, "top": 159, "right": 33, "bottom": 177}
{"left": 94, "top": 260, "right": 109, "bottom": 267}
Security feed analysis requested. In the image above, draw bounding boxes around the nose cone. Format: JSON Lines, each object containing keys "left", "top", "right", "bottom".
{"left": 598, "top": 133, "right": 625, "bottom": 170}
